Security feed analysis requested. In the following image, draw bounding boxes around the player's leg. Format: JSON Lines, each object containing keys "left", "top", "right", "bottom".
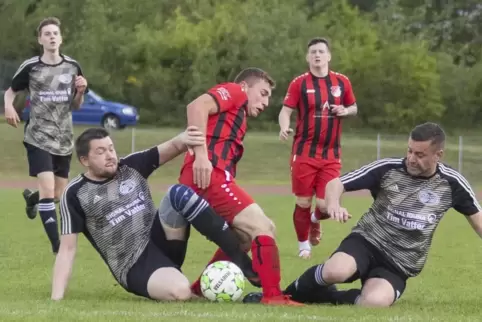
{"left": 23, "top": 142, "right": 60, "bottom": 254}
{"left": 356, "top": 268, "right": 407, "bottom": 307}
{"left": 290, "top": 155, "right": 317, "bottom": 259}
{"left": 157, "top": 184, "right": 260, "bottom": 285}
{"left": 310, "top": 160, "right": 342, "bottom": 245}
{"left": 244, "top": 233, "right": 371, "bottom": 305}
{"left": 182, "top": 169, "right": 302, "bottom": 306}
{"left": 125, "top": 239, "right": 192, "bottom": 301}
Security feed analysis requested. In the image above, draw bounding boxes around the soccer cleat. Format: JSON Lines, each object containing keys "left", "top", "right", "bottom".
{"left": 22, "top": 189, "right": 39, "bottom": 220}
{"left": 284, "top": 278, "right": 338, "bottom": 304}
{"left": 242, "top": 292, "right": 304, "bottom": 306}
{"left": 309, "top": 222, "right": 322, "bottom": 246}
{"left": 260, "top": 294, "right": 304, "bottom": 306}
{"left": 243, "top": 292, "right": 263, "bottom": 303}
{"left": 190, "top": 280, "right": 203, "bottom": 297}
{"left": 298, "top": 249, "right": 311, "bottom": 259}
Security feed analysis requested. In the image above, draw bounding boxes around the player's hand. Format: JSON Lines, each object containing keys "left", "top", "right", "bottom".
{"left": 193, "top": 155, "right": 213, "bottom": 190}
{"left": 4, "top": 105, "right": 20, "bottom": 128}
{"left": 75, "top": 76, "right": 87, "bottom": 94}
{"left": 330, "top": 105, "right": 348, "bottom": 117}
{"left": 181, "top": 126, "right": 205, "bottom": 147}
{"left": 326, "top": 204, "right": 351, "bottom": 223}
{"left": 279, "top": 128, "right": 293, "bottom": 141}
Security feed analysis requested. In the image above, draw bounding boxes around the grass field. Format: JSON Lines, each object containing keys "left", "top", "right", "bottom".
{"left": 1, "top": 123, "right": 482, "bottom": 321}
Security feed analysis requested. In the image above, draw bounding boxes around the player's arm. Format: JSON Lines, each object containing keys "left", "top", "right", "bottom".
{"left": 120, "top": 127, "right": 205, "bottom": 179}
{"left": 278, "top": 78, "right": 300, "bottom": 140}
{"left": 51, "top": 186, "right": 85, "bottom": 300}
{"left": 186, "top": 85, "right": 238, "bottom": 189}
{"left": 448, "top": 169, "right": 482, "bottom": 238}
{"left": 4, "top": 61, "right": 32, "bottom": 127}
{"left": 332, "top": 76, "right": 357, "bottom": 117}
{"left": 71, "top": 64, "right": 88, "bottom": 110}
{"left": 325, "top": 158, "right": 403, "bottom": 208}
{"left": 186, "top": 94, "right": 218, "bottom": 158}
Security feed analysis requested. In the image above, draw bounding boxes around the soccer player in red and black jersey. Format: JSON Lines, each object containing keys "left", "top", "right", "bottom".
{"left": 179, "top": 68, "right": 302, "bottom": 306}
{"left": 278, "top": 37, "right": 358, "bottom": 259}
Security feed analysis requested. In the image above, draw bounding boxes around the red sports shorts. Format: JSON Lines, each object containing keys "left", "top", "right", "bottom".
{"left": 178, "top": 166, "right": 254, "bottom": 224}
{"left": 290, "top": 155, "right": 341, "bottom": 198}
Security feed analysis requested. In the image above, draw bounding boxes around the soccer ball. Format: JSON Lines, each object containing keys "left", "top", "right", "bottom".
{"left": 200, "top": 260, "right": 245, "bottom": 302}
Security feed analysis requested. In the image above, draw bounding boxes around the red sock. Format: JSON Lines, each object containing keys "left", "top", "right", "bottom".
{"left": 191, "top": 248, "right": 232, "bottom": 295}
{"left": 314, "top": 207, "right": 330, "bottom": 221}
{"left": 293, "top": 205, "right": 311, "bottom": 242}
{"left": 251, "top": 235, "right": 282, "bottom": 297}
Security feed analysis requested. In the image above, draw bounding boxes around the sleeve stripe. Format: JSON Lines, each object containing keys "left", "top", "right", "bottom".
{"left": 12, "top": 57, "right": 38, "bottom": 79}
{"left": 340, "top": 158, "right": 403, "bottom": 185}
{"left": 439, "top": 164, "right": 482, "bottom": 212}
{"left": 60, "top": 175, "right": 83, "bottom": 235}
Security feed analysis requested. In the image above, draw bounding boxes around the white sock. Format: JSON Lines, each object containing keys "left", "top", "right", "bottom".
{"left": 311, "top": 212, "right": 319, "bottom": 223}
{"left": 298, "top": 240, "right": 311, "bottom": 251}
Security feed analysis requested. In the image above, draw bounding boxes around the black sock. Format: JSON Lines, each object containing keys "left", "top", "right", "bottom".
{"left": 168, "top": 184, "right": 257, "bottom": 282}
{"left": 164, "top": 226, "right": 190, "bottom": 267}
{"left": 289, "top": 264, "right": 328, "bottom": 294}
{"left": 332, "top": 289, "right": 361, "bottom": 305}
{"left": 38, "top": 198, "right": 60, "bottom": 253}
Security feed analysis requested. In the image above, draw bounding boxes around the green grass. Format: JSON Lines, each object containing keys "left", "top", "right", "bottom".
{"left": 1, "top": 189, "right": 482, "bottom": 321}
{"left": 1, "top": 123, "right": 482, "bottom": 186}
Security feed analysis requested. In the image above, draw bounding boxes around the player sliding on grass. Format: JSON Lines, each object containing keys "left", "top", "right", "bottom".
{"left": 179, "top": 67, "right": 303, "bottom": 306}
{"left": 52, "top": 126, "right": 260, "bottom": 301}
{"left": 244, "top": 122, "right": 482, "bottom": 307}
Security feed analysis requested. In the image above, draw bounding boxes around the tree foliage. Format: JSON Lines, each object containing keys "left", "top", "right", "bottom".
{"left": 0, "top": 0, "right": 481, "bottom": 131}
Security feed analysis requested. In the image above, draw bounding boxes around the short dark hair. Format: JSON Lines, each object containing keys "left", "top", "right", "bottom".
{"left": 234, "top": 67, "right": 276, "bottom": 89}
{"left": 410, "top": 122, "right": 446, "bottom": 148}
{"left": 307, "top": 37, "right": 330, "bottom": 51}
{"left": 37, "top": 17, "right": 61, "bottom": 36}
{"left": 75, "top": 128, "right": 110, "bottom": 160}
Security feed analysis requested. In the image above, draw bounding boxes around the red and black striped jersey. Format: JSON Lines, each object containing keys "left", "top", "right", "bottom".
{"left": 283, "top": 71, "right": 356, "bottom": 160}
{"left": 182, "top": 82, "right": 248, "bottom": 177}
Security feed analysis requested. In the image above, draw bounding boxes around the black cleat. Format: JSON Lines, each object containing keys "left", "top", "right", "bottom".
{"left": 283, "top": 279, "right": 338, "bottom": 304}
{"left": 242, "top": 267, "right": 262, "bottom": 288}
{"left": 242, "top": 292, "right": 263, "bottom": 304}
{"left": 22, "top": 189, "right": 39, "bottom": 220}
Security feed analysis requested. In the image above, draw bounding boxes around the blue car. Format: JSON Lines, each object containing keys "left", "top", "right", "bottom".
{"left": 21, "top": 90, "right": 139, "bottom": 129}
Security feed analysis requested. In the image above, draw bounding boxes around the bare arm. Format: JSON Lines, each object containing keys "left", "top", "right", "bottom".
{"left": 4, "top": 87, "right": 18, "bottom": 109}
{"left": 344, "top": 103, "right": 357, "bottom": 116}
{"left": 186, "top": 94, "right": 218, "bottom": 158}
{"left": 278, "top": 106, "right": 294, "bottom": 130}
{"left": 466, "top": 212, "right": 482, "bottom": 239}
{"left": 325, "top": 178, "right": 345, "bottom": 207}
{"left": 71, "top": 91, "right": 84, "bottom": 110}
{"left": 157, "top": 133, "right": 190, "bottom": 166}
{"left": 51, "top": 234, "right": 78, "bottom": 300}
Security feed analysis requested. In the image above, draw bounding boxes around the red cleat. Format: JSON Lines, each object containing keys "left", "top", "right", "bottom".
{"left": 190, "top": 280, "right": 202, "bottom": 297}
{"left": 309, "top": 222, "right": 322, "bottom": 246}
{"left": 261, "top": 295, "right": 304, "bottom": 306}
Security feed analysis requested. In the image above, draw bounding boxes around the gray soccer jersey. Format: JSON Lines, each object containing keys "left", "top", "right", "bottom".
{"left": 60, "top": 147, "right": 160, "bottom": 288}
{"left": 11, "top": 55, "right": 88, "bottom": 156}
{"left": 341, "top": 157, "right": 481, "bottom": 277}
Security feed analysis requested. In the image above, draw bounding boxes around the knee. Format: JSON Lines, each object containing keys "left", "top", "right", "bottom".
{"left": 167, "top": 284, "right": 192, "bottom": 301}
{"left": 295, "top": 196, "right": 312, "bottom": 208}
{"left": 167, "top": 184, "right": 197, "bottom": 212}
{"left": 322, "top": 255, "right": 357, "bottom": 283}
{"left": 357, "top": 292, "right": 393, "bottom": 308}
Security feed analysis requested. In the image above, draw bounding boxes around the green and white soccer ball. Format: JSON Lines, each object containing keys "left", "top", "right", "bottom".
{"left": 200, "top": 260, "right": 245, "bottom": 302}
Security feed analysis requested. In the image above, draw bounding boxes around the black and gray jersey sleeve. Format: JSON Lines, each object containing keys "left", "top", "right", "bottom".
{"left": 119, "top": 146, "right": 160, "bottom": 179}
{"left": 340, "top": 158, "right": 404, "bottom": 194}
{"left": 439, "top": 163, "right": 482, "bottom": 216}
{"left": 10, "top": 56, "right": 38, "bottom": 92}
{"left": 60, "top": 177, "right": 86, "bottom": 235}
